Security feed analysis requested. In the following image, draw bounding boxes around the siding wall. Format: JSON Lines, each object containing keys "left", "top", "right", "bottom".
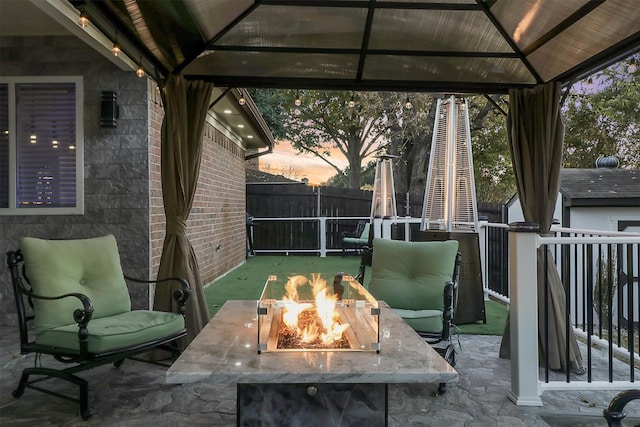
{"left": 0, "top": 36, "right": 151, "bottom": 324}
{"left": 1, "top": 36, "right": 250, "bottom": 326}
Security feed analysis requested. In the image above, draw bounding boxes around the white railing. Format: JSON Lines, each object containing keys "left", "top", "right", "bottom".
{"left": 251, "top": 216, "right": 370, "bottom": 257}
{"left": 250, "top": 215, "right": 640, "bottom": 404}
{"left": 508, "top": 224, "right": 640, "bottom": 405}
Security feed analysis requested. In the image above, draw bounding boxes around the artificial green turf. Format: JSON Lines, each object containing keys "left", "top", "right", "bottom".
{"left": 456, "top": 299, "right": 508, "bottom": 336}
{"left": 204, "top": 255, "right": 508, "bottom": 336}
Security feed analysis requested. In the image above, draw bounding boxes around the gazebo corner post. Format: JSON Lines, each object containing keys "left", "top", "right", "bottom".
{"left": 507, "top": 222, "right": 543, "bottom": 406}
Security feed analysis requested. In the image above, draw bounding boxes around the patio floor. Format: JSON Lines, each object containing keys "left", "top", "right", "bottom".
{"left": 1, "top": 326, "right": 638, "bottom": 426}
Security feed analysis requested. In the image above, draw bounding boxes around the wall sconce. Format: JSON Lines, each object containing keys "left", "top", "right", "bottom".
{"left": 370, "top": 154, "right": 398, "bottom": 220}
{"left": 100, "top": 91, "right": 119, "bottom": 128}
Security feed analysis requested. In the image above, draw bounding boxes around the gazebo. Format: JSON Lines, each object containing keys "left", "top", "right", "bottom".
{"left": 16, "top": 0, "right": 640, "bottom": 406}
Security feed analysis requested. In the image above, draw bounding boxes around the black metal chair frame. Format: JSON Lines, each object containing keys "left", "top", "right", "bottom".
{"left": 341, "top": 220, "right": 370, "bottom": 256}
{"left": 6, "top": 249, "right": 191, "bottom": 420}
{"left": 603, "top": 389, "right": 640, "bottom": 427}
{"left": 356, "top": 243, "right": 462, "bottom": 394}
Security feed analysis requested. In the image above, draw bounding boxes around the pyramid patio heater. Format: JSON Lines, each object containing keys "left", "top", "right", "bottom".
{"left": 420, "top": 96, "right": 485, "bottom": 324}
{"left": 370, "top": 154, "right": 398, "bottom": 242}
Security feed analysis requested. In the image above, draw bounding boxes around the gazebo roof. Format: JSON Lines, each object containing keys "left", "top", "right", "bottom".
{"left": 75, "top": 0, "right": 639, "bottom": 93}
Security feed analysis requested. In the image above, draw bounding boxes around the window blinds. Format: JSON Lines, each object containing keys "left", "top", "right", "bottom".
{"left": 15, "top": 83, "right": 77, "bottom": 208}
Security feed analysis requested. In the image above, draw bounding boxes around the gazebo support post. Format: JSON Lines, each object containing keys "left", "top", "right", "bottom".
{"left": 507, "top": 222, "right": 543, "bottom": 406}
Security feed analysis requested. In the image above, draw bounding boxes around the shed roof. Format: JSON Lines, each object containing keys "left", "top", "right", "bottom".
{"left": 560, "top": 168, "right": 640, "bottom": 207}
{"left": 246, "top": 168, "right": 305, "bottom": 184}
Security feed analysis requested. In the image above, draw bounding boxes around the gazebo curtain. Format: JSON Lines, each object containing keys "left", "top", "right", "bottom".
{"left": 499, "top": 82, "right": 584, "bottom": 373}
{"left": 154, "top": 74, "right": 213, "bottom": 345}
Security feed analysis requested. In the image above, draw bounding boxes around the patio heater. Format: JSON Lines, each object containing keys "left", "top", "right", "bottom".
{"left": 370, "top": 154, "right": 398, "bottom": 241}
{"left": 420, "top": 96, "right": 485, "bottom": 324}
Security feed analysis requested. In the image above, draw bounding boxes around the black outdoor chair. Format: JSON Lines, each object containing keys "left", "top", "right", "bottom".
{"left": 341, "top": 221, "right": 370, "bottom": 256}
{"left": 6, "top": 234, "right": 190, "bottom": 420}
{"left": 356, "top": 237, "right": 461, "bottom": 394}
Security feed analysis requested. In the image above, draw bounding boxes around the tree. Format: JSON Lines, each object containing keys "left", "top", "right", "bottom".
{"left": 385, "top": 93, "right": 436, "bottom": 199}
{"left": 252, "top": 88, "right": 514, "bottom": 201}
{"left": 387, "top": 93, "right": 515, "bottom": 203}
{"left": 326, "top": 160, "right": 377, "bottom": 189}
{"left": 251, "top": 90, "right": 416, "bottom": 189}
{"left": 467, "top": 96, "right": 515, "bottom": 203}
{"left": 563, "top": 55, "right": 640, "bottom": 168}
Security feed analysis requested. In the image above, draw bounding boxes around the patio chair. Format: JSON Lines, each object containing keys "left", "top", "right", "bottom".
{"left": 341, "top": 221, "right": 370, "bottom": 256}
{"left": 356, "top": 237, "right": 461, "bottom": 394}
{"left": 6, "top": 235, "right": 190, "bottom": 420}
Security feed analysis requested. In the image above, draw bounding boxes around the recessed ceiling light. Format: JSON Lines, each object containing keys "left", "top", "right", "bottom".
{"left": 223, "top": 109, "right": 232, "bottom": 114}
{"left": 238, "top": 124, "right": 245, "bottom": 128}
{"left": 247, "top": 135, "right": 254, "bottom": 139}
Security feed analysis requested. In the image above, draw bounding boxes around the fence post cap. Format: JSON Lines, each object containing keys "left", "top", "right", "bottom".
{"left": 508, "top": 222, "right": 540, "bottom": 232}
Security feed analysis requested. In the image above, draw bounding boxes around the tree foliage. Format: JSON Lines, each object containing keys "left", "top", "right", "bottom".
{"left": 250, "top": 55, "right": 638, "bottom": 204}
{"left": 250, "top": 89, "right": 425, "bottom": 189}
{"left": 467, "top": 96, "right": 514, "bottom": 203}
{"left": 563, "top": 55, "right": 640, "bottom": 168}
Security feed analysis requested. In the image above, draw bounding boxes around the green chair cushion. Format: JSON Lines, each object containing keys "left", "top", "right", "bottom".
{"left": 393, "top": 308, "right": 443, "bottom": 334}
{"left": 368, "top": 238, "right": 459, "bottom": 312}
{"left": 343, "top": 237, "right": 368, "bottom": 245}
{"left": 36, "top": 310, "right": 185, "bottom": 353}
{"left": 343, "top": 223, "right": 370, "bottom": 245}
{"left": 20, "top": 235, "right": 131, "bottom": 334}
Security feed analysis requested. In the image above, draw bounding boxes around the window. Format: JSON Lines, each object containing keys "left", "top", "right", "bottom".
{"left": 0, "top": 77, "right": 83, "bottom": 215}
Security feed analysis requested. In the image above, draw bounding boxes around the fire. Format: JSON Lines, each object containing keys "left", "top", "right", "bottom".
{"left": 281, "top": 274, "right": 350, "bottom": 346}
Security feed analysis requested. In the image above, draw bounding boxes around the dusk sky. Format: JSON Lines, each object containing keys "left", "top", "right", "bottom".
{"left": 259, "top": 140, "right": 349, "bottom": 186}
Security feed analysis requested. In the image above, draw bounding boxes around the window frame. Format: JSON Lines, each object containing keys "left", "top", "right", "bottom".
{"left": 0, "top": 76, "right": 84, "bottom": 215}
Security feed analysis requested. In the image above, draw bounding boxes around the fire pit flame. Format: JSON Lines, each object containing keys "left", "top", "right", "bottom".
{"left": 258, "top": 273, "right": 380, "bottom": 353}
{"left": 281, "top": 274, "right": 350, "bottom": 347}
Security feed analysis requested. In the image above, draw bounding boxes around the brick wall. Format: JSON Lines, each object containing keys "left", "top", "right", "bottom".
{"left": 149, "top": 84, "right": 165, "bottom": 280}
{"left": 193, "top": 121, "right": 247, "bottom": 283}
{"left": 148, "top": 101, "right": 248, "bottom": 288}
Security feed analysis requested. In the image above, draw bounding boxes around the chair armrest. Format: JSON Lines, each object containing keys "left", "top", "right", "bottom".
{"left": 125, "top": 276, "right": 191, "bottom": 315}
{"left": 342, "top": 222, "right": 366, "bottom": 239}
{"left": 15, "top": 284, "right": 95, "bottom": 357}
{"left": 354, "top": 246, "right": 372, "bottom": 285}
{"left": 15, "top": 282, "right": 94, "bottom": 325}
{"left": 341, "top": 230, "right": 358, "bottom": 239}
{"left": 442, "top": 281, "right": 455, "bottom": 341}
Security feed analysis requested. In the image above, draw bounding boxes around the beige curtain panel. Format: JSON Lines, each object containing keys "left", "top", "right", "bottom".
{"left": 500, "top": 82, "right": 584, "bottom": 374}
{"left": 154, "top": 74, "right": 213, "bottom": 346}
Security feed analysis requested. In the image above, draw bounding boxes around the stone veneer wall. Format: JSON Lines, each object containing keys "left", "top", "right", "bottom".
{"left": 149, "top": 108, "right": 248, "bottom": 288}
{"left": 0, "top": 36, "right": 151, "bottom": 325}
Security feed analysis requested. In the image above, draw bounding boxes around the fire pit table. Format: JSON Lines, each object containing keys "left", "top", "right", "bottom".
{"left": 166, "top": 274, "right": 458, "bottom": 426}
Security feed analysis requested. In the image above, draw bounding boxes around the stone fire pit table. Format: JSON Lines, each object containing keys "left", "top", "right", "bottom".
{"left": 166, "top": 300, "right": 458, "bottom": 426}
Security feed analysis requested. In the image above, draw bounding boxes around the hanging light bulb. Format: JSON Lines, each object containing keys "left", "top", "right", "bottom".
{"left": 112, "top": 32, "right": 121, "bottom": 57}
{"left": 238, "top": 93, "right": 246, "bottom": 106}
{"left": 136, "top": 57, "right": 145, "bottom": 78}
{"left": 78, "top": 9, "right": 89, "bottom": 28}
{"left": 587, "top": 76, "right": 593, "bottom": 86}
{"left": 294, "top": 92, "right": 302, "bottom": 107}
{"left": 405, "top": 96, "right": 412, "bottom": 109}
{"left": 628, "top": 58, "right": 637, "bottom": 74}
{"left": 348, "top": 94, "right": 355, "bottom": 108}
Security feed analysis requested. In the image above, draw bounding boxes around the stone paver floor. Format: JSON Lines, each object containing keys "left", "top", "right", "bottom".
{"left": 1, "top": 330, "right": 638, "bottom": 426}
